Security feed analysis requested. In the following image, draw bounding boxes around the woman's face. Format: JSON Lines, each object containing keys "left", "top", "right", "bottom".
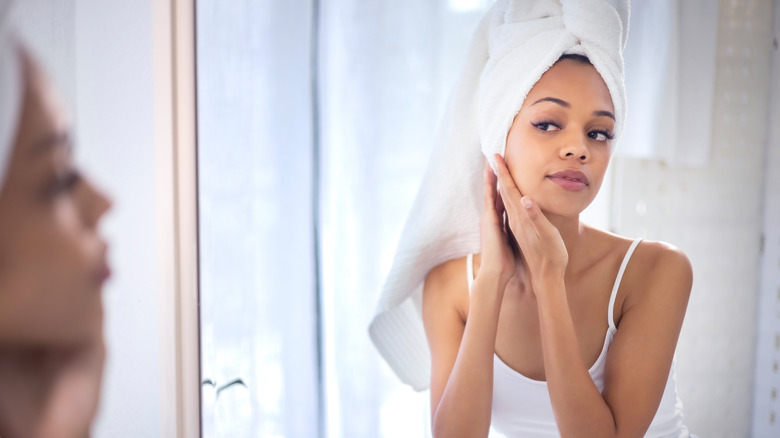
{"left": 0, "top": 52, "right": 111, "bottom": 346}
{"left": 504, "top": 58, "right": 615, "bottom": 219}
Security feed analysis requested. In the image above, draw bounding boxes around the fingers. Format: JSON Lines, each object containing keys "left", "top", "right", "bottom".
{"left": 485, "top": 159, "right": 497, "bottom": 186}
{"left": 505, "top": 213, "right": 520, "bottom": 255}
{"left": 493, "top": 154, "right": 523, "bottom": 234}
{"left": 493, "top": 154, "right": 523, "bottom": 205}
{"left": 495, "top": 184, "right": 506, "bottom": 218}
{"left": 492, "top": 154, "right": 548, "bottom": 240}
{"left": 483, "top": 161, "right": 497, "bottom": 215}
{"left": 517, "top": 195, "right": 542, "bottom": 239}
{"left": 517, "top": 194, "right": 561, "bottom": 243}
{"left": 494, "top": 154, "right": 530, "bottom": 237}
{"left": 489, "top": 156, "right": 568, "bottom": 274}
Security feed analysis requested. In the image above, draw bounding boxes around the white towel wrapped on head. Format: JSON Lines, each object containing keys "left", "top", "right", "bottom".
{"left": 369, "top": 0, "right": 630, "bottom": 391}
{"left": 0, "top": 25, "right": 23, "bottom": 190}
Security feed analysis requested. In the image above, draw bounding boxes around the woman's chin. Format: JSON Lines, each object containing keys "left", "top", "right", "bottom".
{"left": 535, "top": 199, "right": 590, "bottom": 219}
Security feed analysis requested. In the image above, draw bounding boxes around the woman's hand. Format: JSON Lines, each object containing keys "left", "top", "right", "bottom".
{"left": 493, "top": 154, "right": 568, "bottom": 286}
{"left": 479, "top": 160, "right": 516, "bottom": 286}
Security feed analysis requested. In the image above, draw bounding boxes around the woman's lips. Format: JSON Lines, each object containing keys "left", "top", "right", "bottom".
{"left": 96, "top": 263, "right": 112, "bottom": 285}
{"left": 95, "top": 244, "right": 111, "bottom": 285}
{"left": 547, "top": 170, "right": 589, "bottom": 192}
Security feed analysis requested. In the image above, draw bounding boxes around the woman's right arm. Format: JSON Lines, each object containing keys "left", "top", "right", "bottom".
{"left": 422, "top": 162, "right": 515, "bottom": 438}
{"left": 423, "top": 262, "right": 508, "bottom": 438}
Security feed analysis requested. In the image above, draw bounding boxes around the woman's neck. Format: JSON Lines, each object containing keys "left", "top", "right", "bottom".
{"left": 542, "top": 211, "right": 590, "bottom": 275}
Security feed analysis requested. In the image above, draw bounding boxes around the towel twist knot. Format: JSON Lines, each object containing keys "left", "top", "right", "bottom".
{"left": 478, "top": 0, "right": 629, "bottom": 168}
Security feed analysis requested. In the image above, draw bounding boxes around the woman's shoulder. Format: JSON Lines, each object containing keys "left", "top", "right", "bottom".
{"left": 617, "top": 236, "right": 693, "bottom": 306}
{"left": 586, "top": 226, "right": 691, "bottom": 275}
{"left": 423, "top": 256, "right": 471, "bottom": 321}
{"left": 426, "top": 256, "right": 468, "bottom": 285}
{"left": 626, "top": 237, "right": 692, "bottom": 281}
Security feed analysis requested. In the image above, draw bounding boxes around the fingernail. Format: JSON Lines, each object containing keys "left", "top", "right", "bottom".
{"left": 521, "top": 197, "right": 532, "bottom": 209}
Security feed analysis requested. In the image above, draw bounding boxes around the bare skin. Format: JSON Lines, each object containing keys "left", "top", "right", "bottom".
{"left": 0, "top": 49, "right": 111, "bottom": 438}
{"left": 423, "top": 59, "right": 692, "bottom": 438}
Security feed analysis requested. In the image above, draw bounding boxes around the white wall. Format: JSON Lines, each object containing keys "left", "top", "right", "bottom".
{"left": 612, "top": 0, "right": 775, "bottom": 436}
{"left": 11, "top": 1, "right": 163, "bottom": 437}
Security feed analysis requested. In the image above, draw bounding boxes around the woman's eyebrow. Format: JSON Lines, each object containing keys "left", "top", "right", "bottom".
{"left": 531, "top": 97, "right": 570, "bottom": 107}
{"left": 531, "top": 97, "right": 615, "bottom": 121}
{"left": 29, "top": 131, "right": 73, "bottom": 157}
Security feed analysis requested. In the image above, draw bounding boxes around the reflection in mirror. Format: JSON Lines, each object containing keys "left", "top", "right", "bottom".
{"left": 197, "top": 0, "right": 779, "bottom": 437}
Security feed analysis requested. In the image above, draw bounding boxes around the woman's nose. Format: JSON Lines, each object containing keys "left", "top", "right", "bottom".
{"left": 559, "top": 135, "right": 589, "bottom": 161}
{"left": 80, "top": 178, "right": 112, "bottom": 228}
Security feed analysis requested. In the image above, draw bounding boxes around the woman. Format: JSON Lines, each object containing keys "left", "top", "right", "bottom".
{"left": 0, "top": 29, "right": 111, "bottom": 438}
{"left": 370, "top": 1, "right": 694, "bottom": 437}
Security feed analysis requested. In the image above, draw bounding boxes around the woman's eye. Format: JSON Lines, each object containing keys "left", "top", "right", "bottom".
{"left": 532, "top": 121, "right": 560, "bottom": 132}
{"left": 52, "top": 170, "right": 82, "bottom": 196}
{"left": 588, "top": 130, "right": 614, "bottom": 142}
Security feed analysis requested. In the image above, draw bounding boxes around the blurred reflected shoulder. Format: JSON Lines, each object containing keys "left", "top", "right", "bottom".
{"left": 0, "top": 32, "right": 111, "bottom": 438}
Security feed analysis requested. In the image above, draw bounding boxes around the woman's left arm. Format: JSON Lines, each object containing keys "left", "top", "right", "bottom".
{"left": 537, "top": 247, "right": 691, "bottom": 438}
{"left": 494, "top": 155, "right": 692, "bottom": 438}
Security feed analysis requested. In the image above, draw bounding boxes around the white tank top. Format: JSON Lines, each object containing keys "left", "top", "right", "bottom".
{"left": 466, "top": 239, "right": 690, "bottom": 438}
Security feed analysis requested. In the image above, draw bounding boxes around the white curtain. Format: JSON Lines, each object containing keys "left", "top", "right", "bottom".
{"left": 197, "top": 1, "right": 486, "bottom": 434}
{"left": 318, "top": 1, "right": 491, "bottom": 436}
{"left": 197, "top": 2, "right": 319, "bottom": 437}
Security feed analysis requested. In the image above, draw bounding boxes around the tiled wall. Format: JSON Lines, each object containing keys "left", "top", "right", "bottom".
{"left": 611, "top": 1, "right": 775, "bottom": 436}
{"left": 752, "top": 0, "right": 780, "bottom": 435}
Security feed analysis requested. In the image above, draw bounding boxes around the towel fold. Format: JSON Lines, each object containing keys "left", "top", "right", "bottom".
{"left": 369, "top": 0, "right": 630, "bottom": 391}
{"left": 0, "top": 26, "right": 23, "bottom": 189}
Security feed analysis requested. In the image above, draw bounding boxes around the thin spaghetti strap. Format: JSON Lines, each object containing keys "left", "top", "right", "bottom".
{"left": 608, "top": 238, "right": 643, "bottom": 330}
{"left": 466, "top": 253, "right": 475, "bottom": 294}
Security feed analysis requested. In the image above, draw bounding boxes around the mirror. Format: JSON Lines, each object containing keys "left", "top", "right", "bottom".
{"left": 196, "top": 1, "right": 779, "bottom": 437}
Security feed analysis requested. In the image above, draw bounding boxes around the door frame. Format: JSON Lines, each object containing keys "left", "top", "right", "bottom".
{"left": 153, "top": 0, "right": 200, "bottom": 436}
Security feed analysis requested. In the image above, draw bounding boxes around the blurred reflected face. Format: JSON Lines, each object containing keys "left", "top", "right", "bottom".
{"left": 504, "top": 58, "right": 615, "bottom": 218}
{"left": 0, "top": 51, "right": 111, "bottom": 346}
